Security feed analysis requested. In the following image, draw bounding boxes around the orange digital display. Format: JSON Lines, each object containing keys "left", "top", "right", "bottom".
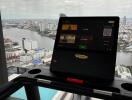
{"left": 62, "top": 24, "right": 77, "bottom": 31}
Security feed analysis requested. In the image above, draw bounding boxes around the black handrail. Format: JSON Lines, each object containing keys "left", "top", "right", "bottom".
{"left": 0, "top": 69, "right": 132, "bottom": 100}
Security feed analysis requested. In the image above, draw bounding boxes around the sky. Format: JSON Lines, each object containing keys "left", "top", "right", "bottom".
{"left": 0, "top": 0, "right": 132, "bottom": 19}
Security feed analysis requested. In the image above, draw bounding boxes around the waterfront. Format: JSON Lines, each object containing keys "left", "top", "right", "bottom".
{"left": 3, "top": 28, "right": 54, "bottom": 72}
{"left": 3, "top": 28, "right": 132, "bottom": 67}
{"left": 3, "top": 28, "right": 132, "bottom": 76}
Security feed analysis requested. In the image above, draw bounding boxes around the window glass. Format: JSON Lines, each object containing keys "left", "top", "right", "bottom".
{"left": 0, "top": 0, "right": 132, "bottom": 84}
{"left": 6, "top": 86, "right": 102, "bottom": 100}
{"left": 10, "top": 87, "right": 58, "bottom": 100}
{"left": 0, "top": 0, "right": 132, "bottom": 99}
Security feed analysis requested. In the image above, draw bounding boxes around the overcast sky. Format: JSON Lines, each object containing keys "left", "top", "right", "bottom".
{"left": 0, "top": 0, "right": 132, "bottom": 19}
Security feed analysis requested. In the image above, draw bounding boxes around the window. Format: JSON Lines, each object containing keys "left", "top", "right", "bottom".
{"left": 0, "top": 0, "right": 132, "bottom": 99}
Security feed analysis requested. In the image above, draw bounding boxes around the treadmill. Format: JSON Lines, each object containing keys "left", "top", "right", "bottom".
{"left": 0, "top": 16, "right": 132, "bottom": 100}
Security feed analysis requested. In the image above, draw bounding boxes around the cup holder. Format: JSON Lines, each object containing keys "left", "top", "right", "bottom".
{"left": 28, "top": 69, "right": 41, "bottom": 74}
{"left": 121, "top": 83, "right": 132, "bottom": 92}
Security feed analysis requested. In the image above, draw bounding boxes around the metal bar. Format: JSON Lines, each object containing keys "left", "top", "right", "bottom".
{"left": 17, "top": 67, "right": 19, "bottom": 74}
{"left": 24, "top": 85, "right": 40, "bottom": 100}
{"left": 0, "top": 80, "right": 23, "bottom": 99}
{"left": 0, "top": 12, "right": 8, "bottom": 85}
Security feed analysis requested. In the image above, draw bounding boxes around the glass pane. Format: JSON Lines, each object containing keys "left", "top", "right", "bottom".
{"left": 10, "top": 86, "right": 58, "bottom": 100}
{"left": 1, "top": 0, "right": 131, "bottom": 80}
{"left": 0, "top": 0, "right": 132, "bottom": 100}
{"left": 6, "top": 86, "right": 103, "bottom": 100}
{"left": 39, "top": 87, "right": 57, "bottom": 100}
{"left": 11, "top": 87, "right": 27, "bottom": 100}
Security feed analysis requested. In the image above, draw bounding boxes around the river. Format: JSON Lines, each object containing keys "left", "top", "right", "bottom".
{"left": 3, "top": 28, "right": 132, "bottom": 67}
{"left": 3, "top": 28, "right": 55, "bottom": 50}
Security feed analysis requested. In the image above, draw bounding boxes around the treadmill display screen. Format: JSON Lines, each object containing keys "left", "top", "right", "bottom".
{"left": 56, "top": 18, "right": 118, "bottom": 52}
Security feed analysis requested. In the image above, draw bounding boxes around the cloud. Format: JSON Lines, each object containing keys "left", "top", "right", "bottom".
{"left": 0, "top": 0, "right": 132, "bottom": 19}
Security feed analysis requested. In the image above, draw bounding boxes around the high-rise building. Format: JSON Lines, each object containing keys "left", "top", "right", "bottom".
{"left": 123, "top": 16, "right": 127, "bottom": 25}
{"left": 22, "top": 38, "right": 38, "bottom": 51}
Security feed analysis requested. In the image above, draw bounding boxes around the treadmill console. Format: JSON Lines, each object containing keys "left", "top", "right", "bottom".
{"left": 50, "top": 17, "right": 119, "bottom": 82}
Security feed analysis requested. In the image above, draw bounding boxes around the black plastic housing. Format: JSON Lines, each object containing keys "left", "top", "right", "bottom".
{"left": 51, "top": 17, "right": 119, "bottom": 82}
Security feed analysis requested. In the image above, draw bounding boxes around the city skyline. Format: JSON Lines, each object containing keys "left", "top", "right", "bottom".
{"left": 1, "top": 0, "right": 132, "bottom": 19}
